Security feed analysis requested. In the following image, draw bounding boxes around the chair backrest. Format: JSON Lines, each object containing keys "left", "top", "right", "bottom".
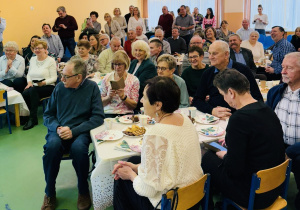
{"left": 166, "top": 174, "right": 210, "bottom": 210}
{"left": 255, "top": 159, "right": 290, "bottom": 194}
{"left": 258, "top": 34, "right": 266, "bottom": 44}
{"left": 263, "top": 36, "right": 275, "bottom": 49}
{"left": 0, "top": 90, "right": 8, "bottom": 104}
{"left": 287, "top": 35, "right": 292, "bottom": 42}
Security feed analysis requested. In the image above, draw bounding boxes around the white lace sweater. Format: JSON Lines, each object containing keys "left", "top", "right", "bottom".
{"left": 133, "top": 114, "right": 203, "bottom": 207}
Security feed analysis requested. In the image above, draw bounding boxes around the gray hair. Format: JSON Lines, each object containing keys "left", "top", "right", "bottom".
{"left": 157, "top": 54, "right": 176, "bottom": 70}
{"left": 285, "top": 52, "right": 300, "bottom": 68}
{"left": 250, "top": 31, "right": 260, "bottom": 38}
{"left": 4, "top": 41, "right": 19, "bottom": 52}
{"left": 100, "top": 33, "right": 110, "bottom": 41}
{"left": 128, "top": 29, "right": 136, "bottom": 33}
{"left": 214, "top": 40, "right": 230, "bottom": 53}
{"left": 155, "top": 29, "right": 164, "bottom": 35}
{"left": 68, "top": 58, "right": 87, "bottom": 79}
{"left": 56, "top": 6, "right": 66, "bottom": 12}
{"left": 111, "top": 37, "right": 121, "bottom": 43}
{"left": 229, "top": 33, "right": 242, "bottom": 41}
{"left": 242, "top": 18, "right": 250, "bottom": 24}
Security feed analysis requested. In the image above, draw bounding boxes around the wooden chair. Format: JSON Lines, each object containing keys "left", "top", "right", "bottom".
{"left": 162, "top": 174, "right": 211, "bottom": 210}
{"left": 0, "top": 90, "right": 12, "bottom": 134}
{"left": 222, "top": 159, "right": 292, "bottom": 210}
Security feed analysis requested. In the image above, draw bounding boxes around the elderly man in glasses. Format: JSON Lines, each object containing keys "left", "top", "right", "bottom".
{"left": 41, "top": 58, "right": 105, "bottom": 210}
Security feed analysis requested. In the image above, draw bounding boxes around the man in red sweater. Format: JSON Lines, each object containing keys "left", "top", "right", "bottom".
{"left": 158, "top": 6, "right": 173, "bottom": 38}
{"left": 53, "top": 6, "right": 78, "bottom": 56}
{"left": 124, "top": 29, "right": 137, "bottom": 61}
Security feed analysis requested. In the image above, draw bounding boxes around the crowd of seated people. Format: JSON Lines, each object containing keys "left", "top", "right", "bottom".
{"left": 1, "top": 3, "right": 300, "bottom": 210}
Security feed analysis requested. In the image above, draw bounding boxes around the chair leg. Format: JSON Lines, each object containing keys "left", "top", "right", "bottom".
{"left": 0, "top": 115, "right": 3, "bottom": 129}
{"left": 6, "top": 111, "right": 12, "bottom": 134}
{"left": 222, "top": 198, "right": 228, "bottom": 210}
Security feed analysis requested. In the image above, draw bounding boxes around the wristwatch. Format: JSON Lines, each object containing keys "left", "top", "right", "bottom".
{"left": 121, "top": 95, "right": 127, "bottom": 101}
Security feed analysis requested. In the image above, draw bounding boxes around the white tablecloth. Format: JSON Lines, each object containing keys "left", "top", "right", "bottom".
{"left": 90, "top": 108, "right": 228, "bottom": 210}
{"left": 0, "top": 83, "right": 29, "bottom": 116}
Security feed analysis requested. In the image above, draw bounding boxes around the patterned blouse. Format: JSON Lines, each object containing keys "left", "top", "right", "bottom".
{"left": 72, "top": 54, "right": 99, "bottom": 76}
{"left": 203, "top": 40, "right": 213, "bottom": 52}
{"left": 193, "top": 13, "right": 204, "bottom": 28}
{"left": 202, "top": 16, "right": 216, "bottom": 29}
{"left": 216, "top": 29, "right": 234, "bottom": 43}
{"left": 100, "top": 72, "right": 140, "bottom": 114}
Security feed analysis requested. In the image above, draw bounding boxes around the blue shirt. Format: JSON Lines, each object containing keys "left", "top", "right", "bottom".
{"left": 233, "top": 49, "right": 247, "bottom": 66}
{"left": 0, "top": 18, "right": 6, "bottom": 42}
{"left": 0, "top": 54, "right": 25, "bottom": 81}
{"left": 214, "top": 58, "right": 233, "bottom": 73}
{"left": 271, "top": 38, "right": 296, "bottom": 74}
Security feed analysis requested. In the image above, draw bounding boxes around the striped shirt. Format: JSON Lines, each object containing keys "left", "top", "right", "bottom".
{"left": 271, "top": 38, "right": 296, "bottom": 74}
{"left": 275, "top": 86, "right": 300, "bottom": 145}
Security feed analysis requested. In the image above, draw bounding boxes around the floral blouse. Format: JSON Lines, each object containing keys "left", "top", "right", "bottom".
{"left": 72, "top": 54, "right": 99, "bottom": 75}
{"left": 216, "top": 29, "right": 234, "bottom": 43}
{"left": 202, "top": 16, "right": 216, "bottom": 29}
{"left": 100, "top": 72, "right": 140, "bottom": 114}
{"left": 193, "top": 13, "right": 204, "bottom": 28}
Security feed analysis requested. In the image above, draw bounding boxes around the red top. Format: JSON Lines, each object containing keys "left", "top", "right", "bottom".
{"left": 124, "top": 39, "right": 137, "bottom": 61}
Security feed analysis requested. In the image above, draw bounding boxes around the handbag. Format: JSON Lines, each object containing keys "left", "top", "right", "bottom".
{"left": 154, "top": 187, "right": 179, "bottom": 210}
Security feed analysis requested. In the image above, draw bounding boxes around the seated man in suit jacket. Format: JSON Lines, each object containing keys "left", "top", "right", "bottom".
{"left": 228, "top": 34, "right": 257, "bottom": 75}
{"left": 192, "top": 40, "right": 263, "bottom": 119}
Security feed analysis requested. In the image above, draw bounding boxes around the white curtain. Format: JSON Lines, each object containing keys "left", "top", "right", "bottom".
{"left": 147, "top": 0, "right": 215, "bottom": 30}
{"left": 250, "top": 0, "right": 300, "bottom": 31}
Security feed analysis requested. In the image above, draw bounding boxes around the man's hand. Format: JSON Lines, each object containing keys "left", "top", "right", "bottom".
{"left": 59, "top": 126, "right": 73, "bottom": 140}
{"left": 212, "top": 106, "right": 232, "bottom": 120}
{"left": 59, "top": 24, "right": 67, "bottom": 29}
{"left": 57, "top": 58, "right": 61, "bottom": 63}
{"left": 265, "top": 66, "right": 274, "bottom": 74}
{"left": 216, "top": 151, "right": 227, "bottom": 159}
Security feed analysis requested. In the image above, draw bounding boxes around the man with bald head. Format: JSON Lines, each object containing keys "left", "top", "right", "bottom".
{"left": 236, "top": 19, "right": 254, "bottom": 41}
{"left": 155, "top": 29, "right": 171, "bottom": 54}
{"left": 98, "top": 37, "right": 121, "bottom": 73}
{"left": 136, "top": 26, "right": 148, "bottom": 43}
{"left": 158, "top": 6, "right": 173, "bottom": 38}
{"left": 192, "top": 40, "right": 262, "bottom": 118}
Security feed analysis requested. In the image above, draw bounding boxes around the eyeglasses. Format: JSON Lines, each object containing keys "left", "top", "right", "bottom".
{"left": 104, "top": 16, "right": 110, "bottom": 18}
{"left": 156, "top": 66, "right": 169, "bottom": 71}
{"left": 5, "top": 50, "right": 16, "bottom": 53}
{"left": 100, "top": 38, "right": 108, "bottom": 42}
{"left": 60, "top": 73, "right": 78, "bottom": 79}
{"left": 190, "top": 42, "right": 202, "bottom": 45}
{"left": 188, "top": 55, "right": 200, "bottom": 60}
{"left": 113, "top": 63, "right": 125, "bottom": 67}
{"left": 34, "top": 47, "right": 44, "bottom": 51}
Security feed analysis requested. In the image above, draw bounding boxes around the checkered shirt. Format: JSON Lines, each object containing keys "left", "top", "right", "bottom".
{"left": 275, "top": 86, "right": 300, "bottom": 145}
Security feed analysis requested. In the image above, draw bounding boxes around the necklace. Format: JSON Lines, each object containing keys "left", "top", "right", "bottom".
{"left": 158, "top": 113, "right": 173, "bottom": 123}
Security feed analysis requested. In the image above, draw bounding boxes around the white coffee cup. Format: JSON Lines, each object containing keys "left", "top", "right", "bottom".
{"left": 139, "top": 115, "right": 148, "bottom": 127}
{"left": 188, "top": 107, "right": 197, "bottom": 118}
{"left": 266, "top": 81, "right": 273, "bottom": 89}
{"left": 104, "top": 118, "right": 113, "bottom": 130}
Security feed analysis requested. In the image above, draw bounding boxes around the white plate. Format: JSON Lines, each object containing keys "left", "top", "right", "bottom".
{"left": 122, "top": 127, "right": 147, "bottom": 137}
{"left": 195, "top": 114, "right": 219, "bottom": 125}
{"left": 197, "top": 125, "right": 225, "bottom": 137}
{"left": 95, "top": 130, "right": 124, "bottom": 141}
{"left": 116, "top": 115, "right": 137, "bottom": 124}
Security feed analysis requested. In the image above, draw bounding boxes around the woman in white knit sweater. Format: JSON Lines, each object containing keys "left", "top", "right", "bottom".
{"left": 241, "top": 31, "right": 264, "bottom": 62}
{"left": 112, "top": 76, "right": 203, "bottom": 209}
{"left": 22, "top": 40, "right": 57, "bottom": 130}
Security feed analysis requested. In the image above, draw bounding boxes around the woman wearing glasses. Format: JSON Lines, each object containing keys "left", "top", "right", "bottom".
{"left": 22, "top": 40, "right": 57, "bottom": 130}
{"left": 71, "top": 40, "right": 99, "bottom": 78}
{"left": 100, "top": 50, "right": 139, "bottom": 117}
{"left": 181, "top": 46, "right": 209, "bottom": 104}
{"left": 156, "top": 54, "right": 189, "bottom": 107}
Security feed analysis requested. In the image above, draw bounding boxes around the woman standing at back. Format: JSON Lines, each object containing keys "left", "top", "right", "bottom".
{"left": 202, "top": 8, "right": 216, "bottom": 30}
{"left": 252, "top": 4, "right": 268, "bottom": 35}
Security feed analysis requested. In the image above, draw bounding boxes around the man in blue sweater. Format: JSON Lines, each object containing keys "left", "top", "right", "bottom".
{"left": 41, "top": 58, "right": 105, "bottom": 210}
{"left": 192, "top": 40, "right": 263, "bottom": 119}
{"left": 266, "top": 52, "right": 300, "bottom": 210}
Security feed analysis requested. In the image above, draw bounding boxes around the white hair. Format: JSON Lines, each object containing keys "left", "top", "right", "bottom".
{"left": 285, "top": 52, "right": 300, "bottom": 68}
{"left": 4, "top": 41, "right": 19, "bottom": 52}
{"left": 214, "top": 40, "right": 230, "bottom": 53}
{"left": 100, "top": 33, "right": 110, "bottom": 41}
{"left": 229, "top": 34, "right": 242, "bottom": 41}
{"left": 155, "top": 29, "right": 164, "bottom": 35}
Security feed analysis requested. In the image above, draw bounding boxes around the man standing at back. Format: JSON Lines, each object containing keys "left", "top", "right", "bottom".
{"left": 53, "top": 6, "right": 78, "bottom": 56}
{"left": 124, "top": 5, "right": 134, "bottom": 33}
{"left": 174, "top": 5, "right": 194, "bottom": 47}
{"left": 236, "top": 19, "right": 254, "bottom": 41}
{"left": 41, "top": 58, "right": 105, "bottom": 210}
{"left": 158, "top": 6, "right": 173, "bottom": 38}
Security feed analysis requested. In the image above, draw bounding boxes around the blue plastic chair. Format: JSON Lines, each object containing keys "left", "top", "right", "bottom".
{"left": 258, "top": 34, "right": 266, "bottom": 44}
{"left": 161, "top": 174, "right": 211, "bottom": 210}
{"left": 0, "top": 90, "right": 12, "bottom": 134}
{"left": 264, "top": 36, "right": 275, "bottom": 50}
{"left": 222, "top": 159, "right": 292, "bottom": 210}
{"left": 287, "top": 35, "right": 292, "bottom": 42}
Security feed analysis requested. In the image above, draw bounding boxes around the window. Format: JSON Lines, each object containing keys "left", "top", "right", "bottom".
{"left": 147, "top": 0, "right": 215, "bottom": 30}
{"left": 250, "top": 0, "right": 300, "bottom": 31}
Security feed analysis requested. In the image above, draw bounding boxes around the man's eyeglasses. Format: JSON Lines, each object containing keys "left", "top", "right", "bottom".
{"left": 188, "top": 55, "right": 200, "bottom": 60}
{"left": 100, "top": 38, "right": 108, "bottom": 42}
{"left": 60, "top": 73, "right": 78, "bottom": 79}
{"left": 156, "top": 66, "right": 168, "bottom": 71}
{"left": 190, "top": 42, "right": 202, "bottom": 45}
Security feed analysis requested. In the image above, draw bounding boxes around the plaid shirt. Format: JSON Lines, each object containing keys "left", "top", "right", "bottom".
{"left": 275, "top": 86, "right": 300, "bottom": 145}
{"left": 271, "top": 38, "right": 296, "bottom": 74}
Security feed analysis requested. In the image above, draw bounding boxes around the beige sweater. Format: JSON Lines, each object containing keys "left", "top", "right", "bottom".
{"left": 133, "top": 114, "right": 203, "bottom": 207}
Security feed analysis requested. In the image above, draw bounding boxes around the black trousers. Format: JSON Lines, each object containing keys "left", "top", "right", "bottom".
{"left": 181, "top": 34, "right": 192, "bottom": 50}
{"left": 1, "top": 77, "right": 27, "bottom": 93}
{"left": 22, "top": 85, "right": 54, "bottom": 119}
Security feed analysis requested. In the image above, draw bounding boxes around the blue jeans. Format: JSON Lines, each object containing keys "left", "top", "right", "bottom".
{"left": 61, "top": 37, "right": 76, "bottom": 56}
{"left": 255, "top": 29, "right": 266, "bottom": 35}
{"left": 43, "top": 131, "right": 90, "bottom": 197}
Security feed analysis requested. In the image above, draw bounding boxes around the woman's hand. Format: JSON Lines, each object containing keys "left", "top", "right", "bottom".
{"left": 116, "top": 89, "right": 125, "bottom": 99}
{"left": 25, "top": 83, "right": 33, "bottom": 90}
{"left": 108, "top": 89, "right": 116, "bottom": 98}
{"left": 115, "top": 166, "right": 137, "bottom": 181}
{"left": 216, "top": 151, "right": 227, "bottom": 159}
{"left": 37, "top": 81, "right": 46, "bottom": 87}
